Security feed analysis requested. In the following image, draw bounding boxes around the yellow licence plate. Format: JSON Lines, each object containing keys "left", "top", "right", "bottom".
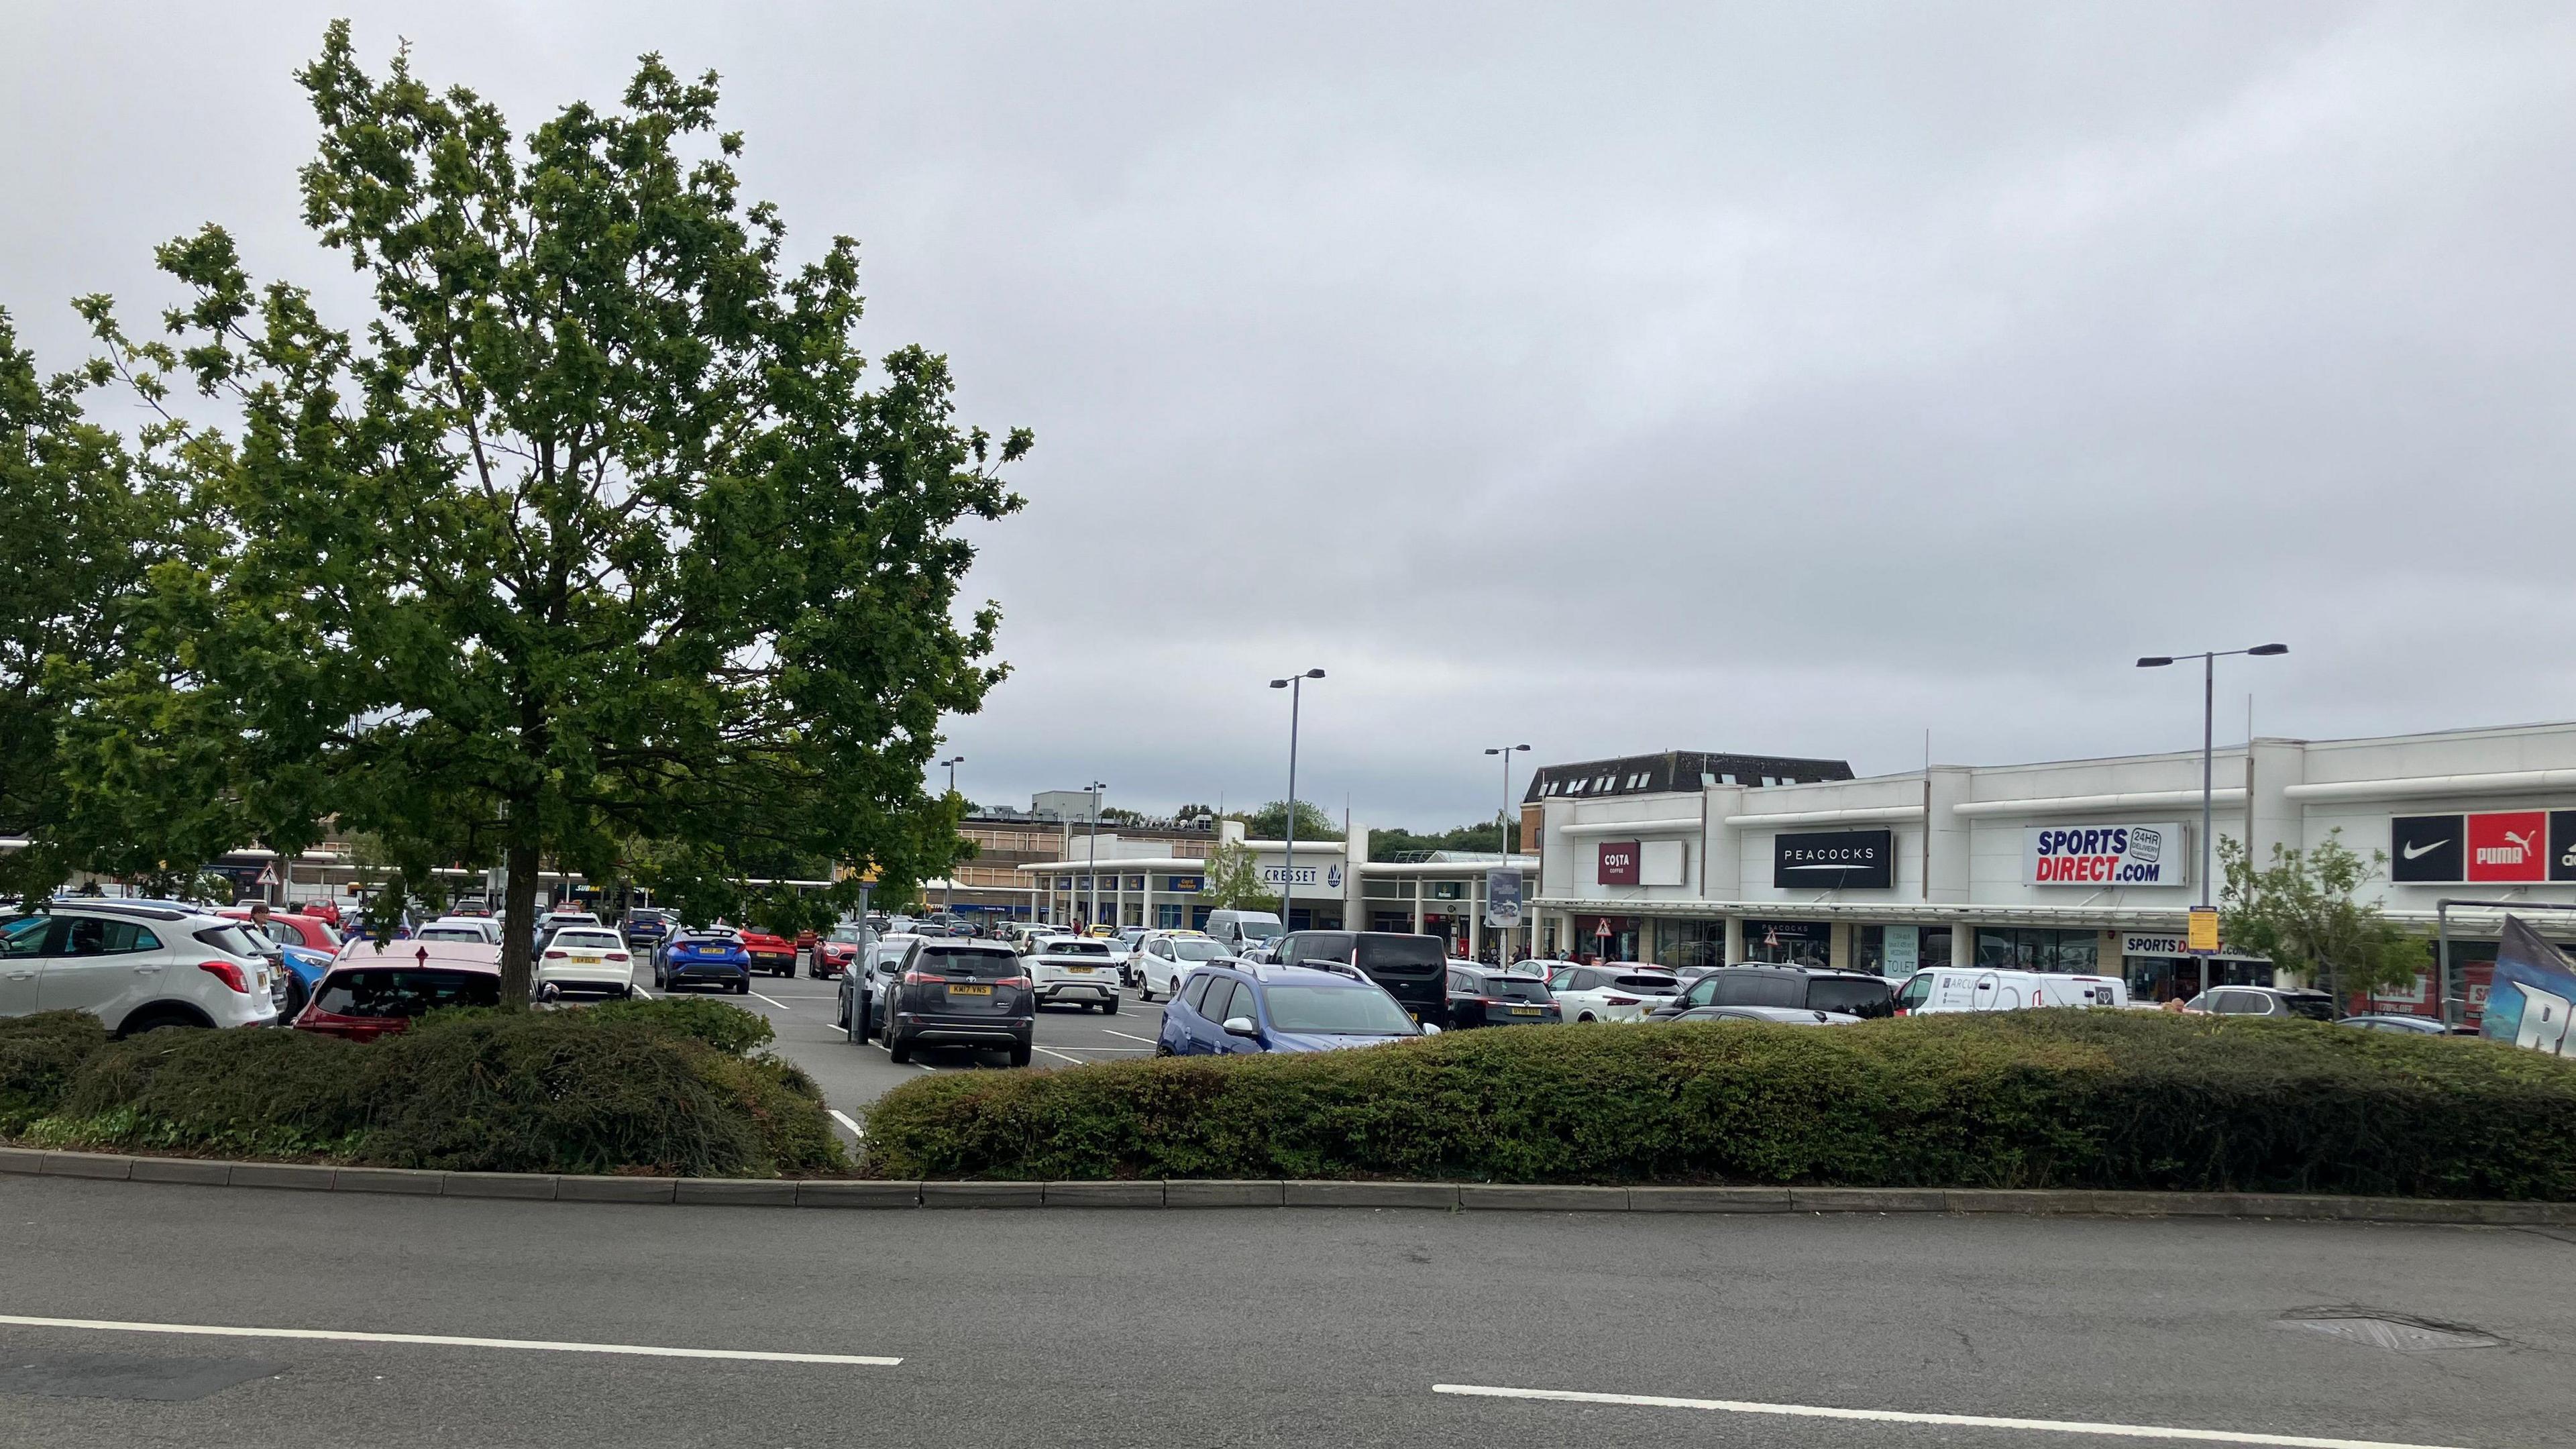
{"left": 948, "top": 983, "right": 993, "bottom": 996}
{"left": 1067, "top": 965, "right": 1094, "bottom": 973}
{"left": 573, "top": 954, "right": 601, "bottom": 963}
{"left": 1511, "top": 1006, "right": 1540, "bottom": 1016}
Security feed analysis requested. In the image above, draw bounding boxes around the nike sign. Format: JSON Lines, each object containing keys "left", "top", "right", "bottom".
{"left": 2402, "top": 840, "right": 2447, "bottom": 860}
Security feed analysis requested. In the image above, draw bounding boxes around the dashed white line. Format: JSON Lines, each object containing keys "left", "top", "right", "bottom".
{"left": 0, "top": 1313, "right": 900, "bottom": 1366}
{"left": 1100, "top": 1028, "right": 1160, "bottom": 1044}
{"left": 749, "top": 991, "right": 792, "bottom": 1010}
{"left": 827, "top": 1108, "right": 865, "bottom": 1139}
{"left": 1033, "top": 1046, "right": 1089, "bottom": 1065}
{"left": 866, "top": 1040, "right": 936, "bottom": 1073}
{"left": 1429, "top": 1385, "right": 2471, "bottom": 1449}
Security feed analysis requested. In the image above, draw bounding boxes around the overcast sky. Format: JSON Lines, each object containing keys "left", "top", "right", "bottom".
{"left": 7, "top": 3, "right": 2573, "bottom": 828}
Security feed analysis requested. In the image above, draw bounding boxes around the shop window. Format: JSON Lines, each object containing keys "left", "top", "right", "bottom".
{"left": 1743, "top": 920, "right": 1831, "bottom": 967}
{"left": 1427, "top": 881, "right": 1464, "bottom": 900}
{"left": 1652, "top": 918, "right": 1724, "bottom": 971}
{"left": 1363, "top": 878, "right": 1409, "bottom": 900}
{"left": 1976, "top": 928, "right": 2100, "bottom": 975}
{"left": 1156, "top": 904, "right": 1184, "bottom": 928}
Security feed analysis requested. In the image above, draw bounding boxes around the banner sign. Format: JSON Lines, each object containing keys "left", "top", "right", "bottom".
{"left": 2484, "top": 916, "right": 2576, "bottom": 1055}
{"left": 1484, "top": 869, "right": 1524, "bottom": 928}
{"left": 2391, "top": 810, "right": 2576, "bottom": 884}
{"left": 2023, "top": 823, "right": 2186, "bottom": 886}
{"left": 2186, "top": 907, "right": 2220, "bottom": 955}
{"left": 1771, "top": 830, "right": 1894, "bottom": 890}
{"left": 1597, "top": 841, "right": 1640, "bottom": 885}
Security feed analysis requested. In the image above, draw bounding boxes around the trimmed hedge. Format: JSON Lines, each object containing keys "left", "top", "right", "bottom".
{"left": 1, "top": 1004, "right": 841, "bottom": 1177}
{"left": 862, "top": 1011, "right": 2576, "bottom": 1199}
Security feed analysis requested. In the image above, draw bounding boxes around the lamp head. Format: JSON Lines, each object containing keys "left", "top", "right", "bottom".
{"left": 2135, "top": 656, "right": 2174, "bottom": 668}
{"left": 1305, "top": 668, "right": 1326, "bottom": 679}
{"left": 2249, "top": 643, "right": 2289, "bottom": 657}
{"left": 1269, "top": 679, "right": 1287, "bottom": 689}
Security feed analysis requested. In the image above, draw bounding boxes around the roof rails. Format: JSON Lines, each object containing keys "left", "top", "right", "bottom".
{"left": 38, "top": 898, "right": 193, "bottom": 922}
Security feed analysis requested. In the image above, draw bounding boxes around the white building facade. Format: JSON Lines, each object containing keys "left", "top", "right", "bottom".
{"left": 1533, "top": 721, "right": 2576, "bottom": 1024}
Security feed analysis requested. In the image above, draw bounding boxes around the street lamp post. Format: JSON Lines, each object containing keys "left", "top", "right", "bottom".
{"left": 1485, "top": 743, "right": 1532, "bottom": 965}
{"left": 2137, "top": 644, "right": 2288, "bottom": 975}
{"left": 1269, "top": 669, "right": 1326, "bottom": 932}
{"left": 939, "top": 755, "right": 963, "bottom": 920}
{"left": 1083, "top": 780, "right": 1106, "bottom": 930}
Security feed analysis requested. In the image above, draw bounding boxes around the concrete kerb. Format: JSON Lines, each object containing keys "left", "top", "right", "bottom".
{"left": 2, "top": 1148, "right": 2569, "bottom": 1224}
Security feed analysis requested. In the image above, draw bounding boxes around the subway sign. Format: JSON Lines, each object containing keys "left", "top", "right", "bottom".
{"left": 2024, "top": 822, "right": 2187, "bottom": 887}
{"left": 2391, "top": 811, "right": 2576, "bottom": 884}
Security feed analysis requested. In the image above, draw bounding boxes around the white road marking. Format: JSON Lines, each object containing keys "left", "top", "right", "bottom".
{"left": 630, "top": 984, "right": 653, "bottom": 999}
{"left": 1044, "top": 1045, "right": 1147, "bottom": 1053}
{"left": 0, "top": 1313, "right": 900, "bottom": 1366}
{"left": 1100, "top": 1028, "right": 1160, "bottom": 1044}
{"left": 827, "top": 1108, "right": 865, "bottom": 1139}
{"left": 1034, "top": 1046, "right": 1088, "bottom": 1065}
{"left": 1430, "top": 1385, "right": 2471, "bottom": 1449}
{"left": 749, "top": 991, "right": 792, "bottom": 1010}
{"left": 867, "top": 1040, "right": 936, "bottom": 1073}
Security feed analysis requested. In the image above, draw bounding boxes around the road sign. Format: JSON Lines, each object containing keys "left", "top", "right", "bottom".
{"left": 1593, "top": 918, "right": 1611, "bottom": 938}
{"left": 2186, "top": 907, "right": 2220, "bottom": 955}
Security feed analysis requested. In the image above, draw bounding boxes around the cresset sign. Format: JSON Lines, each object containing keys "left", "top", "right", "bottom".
{"left": 2023, "top": 823, "right": 2187, "bottom": 887}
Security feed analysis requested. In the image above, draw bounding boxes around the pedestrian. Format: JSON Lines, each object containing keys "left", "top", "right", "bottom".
{"left": 249, "top": 900, "right": 274, "bottom": 931}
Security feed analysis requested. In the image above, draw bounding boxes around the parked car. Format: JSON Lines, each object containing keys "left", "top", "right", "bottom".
{"left": 0, "top": 900, "right": 280, "bottom": 1035}
{"left": 621, "top": 907, "right": 674, "bottom": 952}
{"left": 413, "top": 915, "right": 502, "bottom": 945}
{"left": 1155, "top": 963, "right": 1431, "bottom": 1057}
{"left": 1648, "top": 965, "right": 1895, "bottom": 1022}
{"left": 2184, "top": 985, "right": 2334, "bottom": 1020}
{"left": 1894, "top": 968, "right": 2129, "bottom": 1015}
{"left": 293, "top": 900, "right": 343, "bottom": 928}
{"left": 537, "top": 926, "right": 636, "bottom": 999}
{"left": 738, "top": 928, "right": 798, "bottom": 977}
{"left": 1668, "top": 1004, "right": 1862, "bottom": 1026}
{"left": 655, "top": 930, "right": 752, "bottom": 994}
{"left": 875, "top": 937, "right": 1033, "bottom": 1066}
{"left": 1204, "top": 909, "right": 1285, "bottom": 957}
{"left": 2337, "top": 1014, "right": 2458, "bottom": 1035}
{"left": 1110, "top": 927, "right": 1152, "bottom": 979}
{"left": 812, "top": 925, "right": 865, "bottom": 979}
{"left": 1272, "top": 930, "right": 1451, "bottom": 1022}
{"left": 847, "top": 933, "right": 920, "bottom": 1042}
{"left": 1132, "top": 932, "right": 1234, "bottom": 1002}
{"left": 1026, "top": 934, "right": 1124, "bottom": 1012}
{"left": 217, "top": 910, "right": 339, "bottom": 1018}
{"left": 297, "top": 942, "right": 504, "bottom": 1040}
{"left": 1544, "top": 963, "right": 1682, "bottom": 1022}
{"left": 1441, "top": 965, "right": 1560, "bottom": 1028}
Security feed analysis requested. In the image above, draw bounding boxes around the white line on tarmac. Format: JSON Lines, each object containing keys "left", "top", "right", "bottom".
{"left": 749, "top": 991, "right": 792, "bottom": 1010}
{"left": 1100, "top": 1028, "right": 1160, "bottom": 1044}
{"left": 1429, "top": 1385, "right": 2471, "bottom": 1449}
{"left": 827, "top": 1109, "right": 865, "bottom": 1139}
{"left": 1042, "top": 1045, "right": 1148, "bottom": 1053}
{"left": 867, "top": 1040, "right": 938, "bottom": 1072}
{"left": 0, "top": 1314, "right": 900, "bottom": 1366}
{"left": 1033, "top": 1046, "right": 1088, "bottom": 1065}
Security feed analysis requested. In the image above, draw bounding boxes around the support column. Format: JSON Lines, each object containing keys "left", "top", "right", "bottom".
{"left": 1724, "top": 915, "right": 1744, "bottom": 965}
{"left": 1142, "top": 873, "right": 1155, "bottom": 930}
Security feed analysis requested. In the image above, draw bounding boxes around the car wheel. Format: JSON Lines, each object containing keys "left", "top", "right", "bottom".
{"left": 1008, "top": 1038, "right": 1032, "bottom": 1068}
{"left": 887, "top": 1026, "right": 912, "bottom": 1064}
{"left": 1104, "top": 993, "right": 1120, "bottom": 1016}
{"left": 1577, "top": 1012, "right": 1595, "bottom": 1022}
{"left": 1153, "top": 1040, "right": 1175, "bottom": 1057}
{"left": 734, "top": 977, "right": 751, "bottom": 996}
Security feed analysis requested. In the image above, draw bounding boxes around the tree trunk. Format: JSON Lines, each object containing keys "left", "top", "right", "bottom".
{"left": 501, "top": 834, "right": 540, "bottom": 1006}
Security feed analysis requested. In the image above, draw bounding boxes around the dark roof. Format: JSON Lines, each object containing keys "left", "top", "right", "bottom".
{"left": 1524, "top": 749, "right": 1854, "bottom": 804}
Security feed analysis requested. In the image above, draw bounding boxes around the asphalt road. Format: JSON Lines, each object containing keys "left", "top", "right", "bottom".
{"left": 1, "top": 1174, "right": 2568, "bottom": 1448}
{"left": 633, "top": 951, "right": 1169, "bottom": 1138}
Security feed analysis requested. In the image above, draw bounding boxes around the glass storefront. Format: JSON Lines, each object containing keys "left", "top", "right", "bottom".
{"left": 1852, "top": 924, "right": 1951, "bottom": 979}
{"left": 1743, "top": 920, "right": 1832, "bottom": 967}
{"left": 1651, "top": 919, "right": 1725, "bottom": 971}
{"left": 2123, "top": 954, "right": 2275, "bottom": 1005}
{"left": 1975, "top": 928, "right": 2101, "bottom": 975}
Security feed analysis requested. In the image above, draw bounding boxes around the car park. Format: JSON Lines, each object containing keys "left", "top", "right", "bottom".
{"left": 1, "top": 900, "right": 280, "bottom": 1035}
{"left": 1894, "top": 968, "right": 2130, "bottom": 1014}
{"left": 1272, "top": 930, "right": 1450, "bottom": 1022}
{"left": 875, "top": 936, "right": 1033, "bottom": 1066}
{"left": 292, "top": 900, "right": 343, "bottom": 928}
{"left": 297, "top": 942, "right": 504, "bottom": 1040}
{"left": 1544, "top": 963, "right": 1682, "bottom": 1022}
{"left": 2184, "top": 984, "right": 2334, "bottom": 1020}
{"left": 1025, "top": 934, "right": 1123, "bottom": 1012}
{"left": 1155, "top": 963, "right": 1430, "bottom": 1057}
{"left": 1668, "top": 1004, "right": 1862, "bottom": 1026}
{"left": 1648, "top": 965, "right": 1895, "bottom": 1021}
{"left": 655, "top": 929, "right": 752, "bottom": 994}
{"left": 738, "top": 927, "right": 798, "bottom": 977}
{"left": 219, "top": 909, "right": 339, "bottom": 1018}
{"left": 1442, "top": 965, "right": 1561, "bottom": 1028}
{"left": 1110, "top": 926, "right": 1152, "bottom": 980}
{"left": 537, "top": 926, "right": 636, "bottom": 998}
{"left": 1132, "top": 932, "right": 1232, "bottom": 1002}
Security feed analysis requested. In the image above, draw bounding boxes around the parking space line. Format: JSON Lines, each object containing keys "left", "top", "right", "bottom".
{"left": 827, "top": 1108, "right": 864, "bottom": 1139}
{"left": 1429, "top": 1385, "right": 2469, "bottom": 1449}
{"left": 1100, "top": 1028, "right": 1159, "bottom": 1044}
{"left": 0, "top": 1313, "right": 900, "bottom": 1366}
{"left": 749, "top": 991, "right": 792, "bottom": 1010}
{"left": 1042, "top": 1045, "right": 1147, "bottom": 1053}
{"left": 867, "top": 1039, "right": 937, "bottom": 1073}
{"left": 1033, "top": 1046, "right": 1089, "bottom": 1065}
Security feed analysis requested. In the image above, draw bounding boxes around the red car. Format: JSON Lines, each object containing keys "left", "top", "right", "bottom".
{"left": 294, "top": 900, "right": 343, "bottom": 928}
{"left": 294, "top": 942, "right": 504, "bottom": 1041}
{"left": 738, "top": 928, "right": 797, "bottom": 977}
{"left": 221, "top": 908, "right": 343, "bottom": 953}
{"left": 810, "top": 932, "right": 857, "bottom": 980}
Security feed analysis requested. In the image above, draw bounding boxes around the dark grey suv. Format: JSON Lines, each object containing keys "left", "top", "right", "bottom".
{"left": 877, "top": 937, "right": 1034, "bottom": 1067}
{"left": 1646, "top": 965, "right": 1895, "bottom": 1021}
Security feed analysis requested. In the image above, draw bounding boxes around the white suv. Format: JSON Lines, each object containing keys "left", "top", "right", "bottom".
{"left": 1025, "top": 934, "right": 1123, "bottom": 1012}
{"left": 0, "top": 900, "right": 279, "bottom": 1034}
{"left": 1132, "top": 932, "right": 1232, "bottom": 1002}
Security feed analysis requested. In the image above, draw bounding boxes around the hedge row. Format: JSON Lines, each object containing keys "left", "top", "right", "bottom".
{"left": 0, "top": 1000, "right": 842, "bottom": 1178}
{"left": 861, "top": 1011, "right": 2576, "bottom": 1199}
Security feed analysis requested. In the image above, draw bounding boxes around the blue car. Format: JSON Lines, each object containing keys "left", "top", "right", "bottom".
{"left": 655, "top": 930, "right": 751, "bottom": 994}
{"left": 1154, "top": 963, "right": 1430, "bottom": 1057}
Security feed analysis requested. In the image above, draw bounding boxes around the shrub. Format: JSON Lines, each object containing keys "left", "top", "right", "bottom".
{"left": 0, "top": 1012, "right": 111, "bottom": 1133}
{"left": 586, "top": 997, "right": 776, "bottom": 1057}
{"left": 861, "top": 1011, "right": 2576, "bottom": 1199}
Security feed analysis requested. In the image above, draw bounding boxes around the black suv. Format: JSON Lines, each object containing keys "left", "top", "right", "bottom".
{"left": 1646, "top": 965, "right": 1896, "bottom": 1021}
{"left": 1272, "top": 930, "right": 1449, "bottom": 1021}
{"left": 876, "top": 937, "right": 1034, "bottom": 1066}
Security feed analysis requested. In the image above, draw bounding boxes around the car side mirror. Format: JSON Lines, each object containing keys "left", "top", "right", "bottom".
{"left": 1222, "top": 1016, "right": 1258, "bottom": 1038}
{"left": 1420, "top": 1022, "right": 1442, "bottom": 1036}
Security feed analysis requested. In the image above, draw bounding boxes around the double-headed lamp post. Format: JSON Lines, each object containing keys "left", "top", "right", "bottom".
{"left": 939, "top": 755, "right": 964, "bottom": 918}
{"left": 1485, "top": 745, "right": 1531, "bottom": 859}
{"left": 2136, "top": 644, "right": 2288, "bottom": 919}
{"left": 1269, "top": 669, "right": 1326, "bottom": 930}
{"left": 1083, "top": 780, "right": 1107, "bottom": 930}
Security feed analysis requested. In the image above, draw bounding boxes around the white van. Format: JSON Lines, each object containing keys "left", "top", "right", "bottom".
{"left": 1203, "top": 910, "right": 1284, "bottom": 957}
{"left": 1895, "top": 969, "right": 2129, "bottom": 1014}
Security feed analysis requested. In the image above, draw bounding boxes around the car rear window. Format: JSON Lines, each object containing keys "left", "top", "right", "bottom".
{"left": 1809, "top": 977, "right": 1894, "bottom": 1018}
{"left": 1261, "top": 984, "right": 1417, "bottom": 1035}
{"left": 417, "top": 927, "right": 487, "bottom": 943}
{"left": 315, "top": 969, "right": 502, "bottom": 1018}
{"left": 919, "top": 947, "right": 1019, "bottom": 980}
{"left": 1707, "top": 973, "right": 1804, "bottom": 1008}
{"left": 1046, "top": 940, "right": 1112, "bottom": 957}
{"left": 1486, "top": 977, "right": 1552, "bottom": 1003}
{"left": 551, "top": 931, "right": 623, "bottom": 951}
{"left": 1357, "top": 936, "right": 1446, "bottom": 975}
{"left": 194, "top": 924, "right": 263, "bottom": 959}
{"left": 1614, "top": 973, "right": 1680, "bottom": 994}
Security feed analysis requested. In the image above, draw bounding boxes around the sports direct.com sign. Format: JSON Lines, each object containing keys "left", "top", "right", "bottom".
{"left": 2023, "top": 823, "right": 2188, "bottom": 886}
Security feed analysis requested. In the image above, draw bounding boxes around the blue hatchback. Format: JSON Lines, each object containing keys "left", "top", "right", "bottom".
{"left": 1155, "top": 964, "right": 1429, "bottom": 1057}
{"left": 655, "top": 930, "right": 751, "bottom": 994}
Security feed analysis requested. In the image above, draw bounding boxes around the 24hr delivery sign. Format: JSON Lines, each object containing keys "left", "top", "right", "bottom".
{"left": 2023, "top": 822, "right": 2188, "bottom": 886}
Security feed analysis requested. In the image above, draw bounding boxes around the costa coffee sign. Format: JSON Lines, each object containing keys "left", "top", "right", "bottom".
{"left": 2024, "top": 822, "right": 2187, "bottom": 887}
{"left": 2391, "top": 811, "right": 2576, "bottom": 884}
{"left": 1597, "top": 841, "right": 1641, "bottom": 885}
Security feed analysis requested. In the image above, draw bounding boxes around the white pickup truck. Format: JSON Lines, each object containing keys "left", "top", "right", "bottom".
{"left": 1025, "top": 934, "right": 1124, "bottom": 1013}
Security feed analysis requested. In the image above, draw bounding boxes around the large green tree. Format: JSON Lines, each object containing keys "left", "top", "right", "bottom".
{"left": 2218, "top": 830, "right": 2428, "bottom": 1009}
{"left": 86, "top": 25, "right": 1026, "bottom": 998}
{"left": 1239, "top": 799, "right": 1340, "bottom": 843}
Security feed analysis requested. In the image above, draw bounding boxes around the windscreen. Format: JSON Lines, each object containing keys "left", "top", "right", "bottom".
{"left": 1809, "top": 977, "right": 1894, "bottom": 1018}
{"left": 314, "top": 969, "right": 502, "bottom": 1018}
{"left": 1614, "top": 973, "right": 1681, "bottom": 994}
{"left": 1357, "top": 936, "right": 1447, "bottom": 975}
{"left": 2283, "top": 995, "right": 2334, "bottom": 1022}
{"left": 918, "top": 947, "right": 1020, "bottom": 980}
{"left": 1174, "top": 940, "right": 1226, "bottom": 961}
{"left": 1236, "top": 920, "right": 1283, "bottom": 941}
{"left": 1260, "top": 984, "right": 1417, "bottom": 1035}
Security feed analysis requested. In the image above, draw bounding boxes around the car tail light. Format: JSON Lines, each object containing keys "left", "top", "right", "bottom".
{"left": 543, "top": 950, "right": 566, "bottom": 959}
{"left": 1605, "top": 994, "right": 1638, "bottom": 1006}
{"left": 995, "top": 975, "right": 1030, "bottom": 988}
{"left": 903, "top": 970, "right": 944, "bottom": 984}
{"left": 198, "top": 960, "right": 252, "bottom": 994}
{"left": 608, "top": 952, "right": 629, "bottom": 962}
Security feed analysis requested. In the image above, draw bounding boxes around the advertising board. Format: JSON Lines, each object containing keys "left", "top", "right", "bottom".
{"left": 2023, "top": 822, "right": 2187, "bottom": 886}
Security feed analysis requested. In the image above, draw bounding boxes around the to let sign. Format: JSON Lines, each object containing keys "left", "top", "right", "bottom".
{"left": 1597, "top": 841, "right": 1641, "bottom": 885}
